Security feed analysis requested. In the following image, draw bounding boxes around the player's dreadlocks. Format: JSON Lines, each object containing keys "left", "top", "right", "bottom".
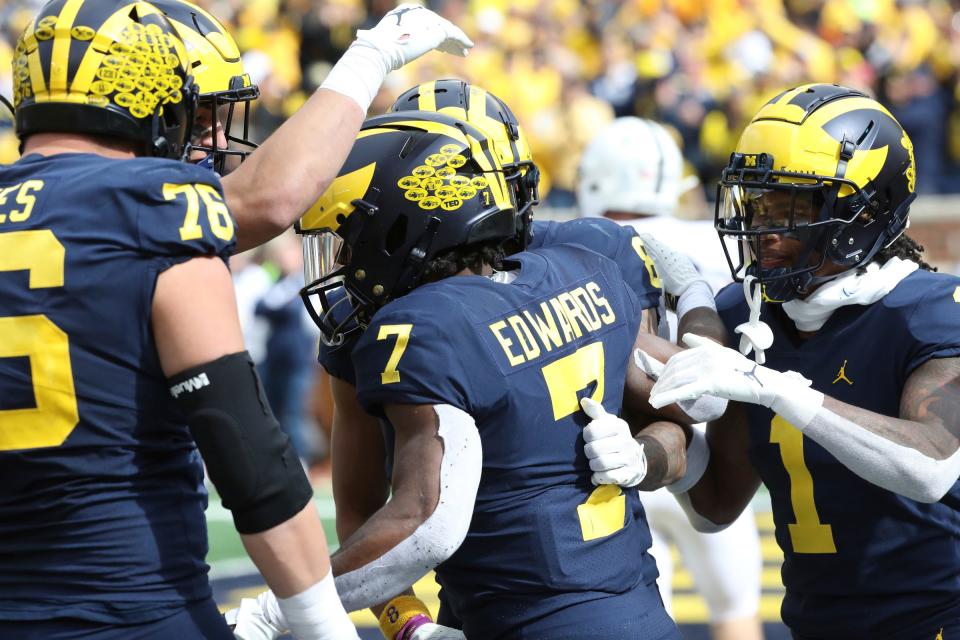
{"left": 872, "top": 233, "right": 936, "bottom": 271}
{"left": 422, "top": 240, "right": 507, "bottom": 284}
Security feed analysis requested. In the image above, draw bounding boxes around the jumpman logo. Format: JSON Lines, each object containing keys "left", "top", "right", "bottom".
{"left": 742, "top": 364, "right": 763, "bottom": 386}
{"left": 832, "top": 359, "right": 853, "bottom": 385}
{"left": 935, "top": 628, "right": 943, "bottom": 640}
{"left": 391, "top": 5, "right": 421, "bottom": 24}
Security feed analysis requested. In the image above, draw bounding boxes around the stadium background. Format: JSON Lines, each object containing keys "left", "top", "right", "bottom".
{"left": 4, "top": 0, "right": 960, "bottom": 637}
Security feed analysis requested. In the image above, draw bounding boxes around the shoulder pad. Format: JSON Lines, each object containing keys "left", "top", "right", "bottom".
{"left": 134, "top": 160, "right": 235, "bottom": 259}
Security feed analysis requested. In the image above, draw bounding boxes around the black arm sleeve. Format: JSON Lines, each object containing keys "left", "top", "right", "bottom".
{"left": 168, "top": 351, "right": 313, "bottom": 534}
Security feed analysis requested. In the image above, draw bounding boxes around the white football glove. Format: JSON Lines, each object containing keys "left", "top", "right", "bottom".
{"left": 355, "top": 4, "right": 473, "bottom": 71}
{"left": 580, "top": 398, "right": 646, "bottom": 487}
{"left": 225, "top": 598, "right": 285, "bottom": 640}
{"left": 408, "top": 623, "right": 467, "bottom": 640}
{"left": 635, "top": 232, "right": 704, "bottom": 297}
{"left": 648, "top": 334, "right": 823, "bottom": 429}
{"left": 321, "top": 4, "right": 473, "bottom": 111}
{"left": 633, "top": 348, "right": 728, "bottom": 423}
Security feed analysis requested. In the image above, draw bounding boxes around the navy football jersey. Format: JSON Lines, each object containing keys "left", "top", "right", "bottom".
{"left": 0, "top": 153, "right": 234, "bottom": 623}
{"left": 318, "top": 218, "right": 662, "bottom": 384}
{"left": 717, "top": 270, "right": 960, "bottom": 638}
{"left": 352, "top": 244, "right": 669, "bottom": 639}
{"left": 528, "top": 218, "right": 662, "bottom": 310}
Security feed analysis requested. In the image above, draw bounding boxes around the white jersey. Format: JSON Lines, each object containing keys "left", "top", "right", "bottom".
{"left": 622, "top": 216, "right": 731, "bottom": 294}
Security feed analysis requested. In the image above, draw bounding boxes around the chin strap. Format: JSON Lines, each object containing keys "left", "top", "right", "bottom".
{"left": 734, "top": 275, "right": 773, "bottom": 364}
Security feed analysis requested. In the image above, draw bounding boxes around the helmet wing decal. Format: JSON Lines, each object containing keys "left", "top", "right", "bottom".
{"left": 301, "top": 162, "right": 377, "bottom": 232}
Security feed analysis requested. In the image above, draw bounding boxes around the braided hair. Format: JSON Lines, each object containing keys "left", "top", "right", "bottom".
{"left": 872, "top": 233, "right": 936, "bottom": 271}
{"left": 422, "top": 240, "right": 507, "bottom": 284}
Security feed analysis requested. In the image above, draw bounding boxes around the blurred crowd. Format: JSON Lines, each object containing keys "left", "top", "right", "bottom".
{"left": 4, "top": 0, "right": 960, "bottom": 467}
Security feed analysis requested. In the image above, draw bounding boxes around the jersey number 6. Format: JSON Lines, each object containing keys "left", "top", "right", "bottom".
{"left": 0, "top": 230, "right": 79, "bottom": 450}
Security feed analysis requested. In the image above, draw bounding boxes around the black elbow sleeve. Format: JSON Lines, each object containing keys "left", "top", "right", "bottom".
{"left": 168, "top": 351, "right": 313, "bottom": 534}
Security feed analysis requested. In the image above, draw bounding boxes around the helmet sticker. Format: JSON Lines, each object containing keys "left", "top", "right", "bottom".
{"left": 394, "top": 145, "right": 489, "bottom": 212}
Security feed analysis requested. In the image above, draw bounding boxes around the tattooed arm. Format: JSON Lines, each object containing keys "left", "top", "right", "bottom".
{"left": 826, "top": 357, "right": 960, "bottom": 459}
{"left": 778, "top": 356, "right": 960, "bottom": 503}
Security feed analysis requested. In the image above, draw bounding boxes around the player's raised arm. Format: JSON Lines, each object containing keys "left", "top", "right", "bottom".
{"left": 223, "top": 4, "right": 473, "bottom": 252}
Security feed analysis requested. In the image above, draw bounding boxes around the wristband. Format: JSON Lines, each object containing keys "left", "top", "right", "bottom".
{"left": 320, "top": 43, "right": 389, "bottom": 113}
{"left": 676, "top": 279, "right": 716, "bottom": 320}
{"left": 276, "top": 569, "right": 358, "bottom": 640}
{"left": 770, "top": 381, "right": 825, "bottom": 431}
{"left": 668, "top": 428, "right": 710, "bottom": 494}
{"left": 397, "top": 614, "right": 432, "bottom": 640}
{"left": 379, "top": 596, "right": 432, "bottom": 640}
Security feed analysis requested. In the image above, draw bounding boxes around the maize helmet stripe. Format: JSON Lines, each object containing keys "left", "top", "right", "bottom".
{"left": 150, "top": 0, "right": 245, "bottom": 93}
{"left": 416, "top": 82, "right": 437, "bottom": 112}
{"left": 65, "top": 0, "right": 134, "bottom": 92}
{"left": 173, "top": 2, "right": 237, "bottom": 58}
{"left": 466, "top": 84, "right": 486, "bottom": 126}
{"left": 49, "top": 0, "right": 86, "bottom": 93}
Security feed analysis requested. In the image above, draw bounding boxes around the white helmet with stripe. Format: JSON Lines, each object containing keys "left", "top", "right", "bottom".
{"left": 577, "top": 117, "right": 696, "bottom": 219}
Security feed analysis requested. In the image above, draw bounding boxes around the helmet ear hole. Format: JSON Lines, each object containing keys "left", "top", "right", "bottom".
{"left": 384, "top": 215, "right": 408, "bottom": 255}
{"left": 152, "top": 137, "right": 169, "bottom": 158}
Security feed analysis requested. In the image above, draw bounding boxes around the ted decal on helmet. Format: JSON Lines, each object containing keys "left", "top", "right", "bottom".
{"left": 297, "top": 111, "right": 516, "bottom": 345}
{"left": 14, "top": 0, "right": 196, "bottom": 159}
{"left": 396, "top": 144, "right": 491, "bottom": 211}
{"left": 715, "top": 83, "right": 917, "bottom": 303}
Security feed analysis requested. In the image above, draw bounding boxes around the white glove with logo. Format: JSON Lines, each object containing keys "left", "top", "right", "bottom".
{"left": 225, "top": 598, "right": 284, "bottom": 640}
{"left": 636, "top": 232, "right": 702, "bottom": 297}
{"left": 322, "top": 4, "right": 473, "bottom": 111}
{"left": 356, "top": 4, "right": 472, "bottom": 68}
{"left": 636, "top": 232, "right": 715, "bottom": 320}
{"left": 408, "top": 623, "right": 466, "bottom": 639}
{"left": 648, "top": 334, "right": 824, "bottom": 429}
{"left": 580, "top": 398, "right": 646, "bottom": 487}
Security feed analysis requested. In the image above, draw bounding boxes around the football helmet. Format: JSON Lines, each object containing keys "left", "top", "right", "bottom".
{"left": 716, "top": 83, "right": 917, "bottom": 302}
{"left": 391, "top": 80, "right": 540, "bottom": 248}
{"left": 577, "top": 117, "right": 697, "bottom": 219}
{"left": 14, "top": 0, "right": 196, "bottom": 159}
{"left": 149, "top": 0, "right": 259, "bottom": 173}
{"left": 297, "top": 111, "right": 516, "bottom": 345}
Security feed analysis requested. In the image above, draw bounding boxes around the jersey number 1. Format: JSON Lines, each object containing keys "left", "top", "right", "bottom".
{"left": 0, "top": 231, "right": 79, "bottom": 450}
{"left": 771, "top": 416, "right": 836, "bottom": 553}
